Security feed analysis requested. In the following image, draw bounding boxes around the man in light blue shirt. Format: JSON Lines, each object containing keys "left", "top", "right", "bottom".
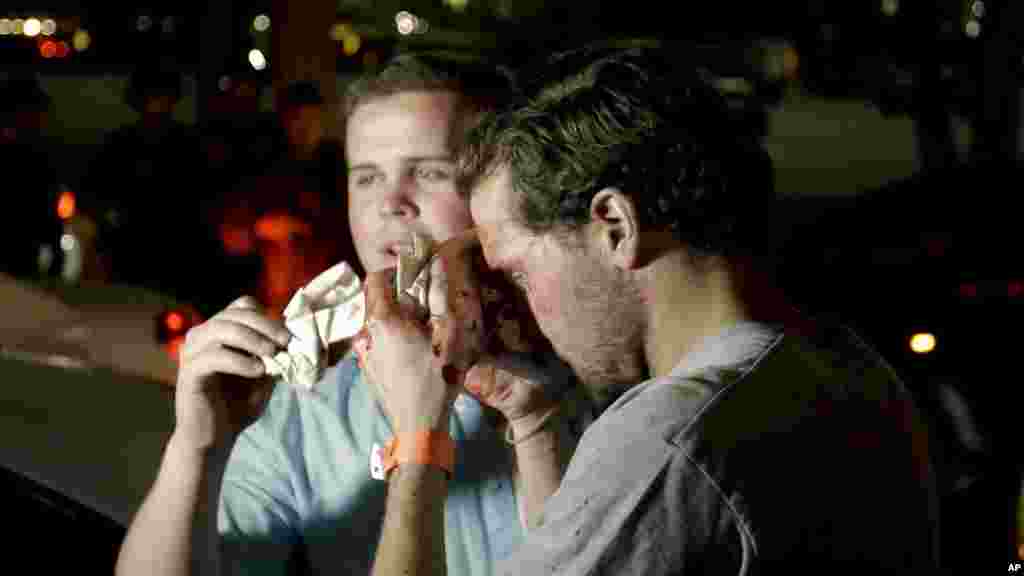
{"left": 116, "top": 53, "right": 558, "bottom": 576}
{"left": 218, "top": 356, "right": 522, "bottom": 575}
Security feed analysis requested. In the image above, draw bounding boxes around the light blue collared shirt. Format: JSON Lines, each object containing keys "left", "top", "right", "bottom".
{"left": 218, "top": 355, "right": 523, "bottom": 575}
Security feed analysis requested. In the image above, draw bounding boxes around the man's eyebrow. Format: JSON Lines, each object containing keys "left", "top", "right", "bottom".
{"left": 405, "top": 155, "right": 454, "bottom": 164}
{"left": 348, "top": 157, "right": 454, "bottom": 173}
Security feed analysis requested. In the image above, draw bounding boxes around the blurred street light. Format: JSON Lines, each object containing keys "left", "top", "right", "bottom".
{"left": 41, "top": 19, "right": 56, "bottom": 36}
{"left": 910, "top": 332, "right": 937, "bottom": 354}
{"left": 971, "top": 1, "right": 985, "bottom": 18}
{"left": 330, "top": 22, "right": 349, "bottom": 41}
{"left": 444, "top": 0, "right": 470, "bottom": 12}
{"left": 253, "top": 14, "right": 270, "bottom": 32}
{"left": 882, "top": 0, "right": 899, "bottom": 17}
{"left": 343, "top": 32, "right": 361, "bottom": 55}
{"left": 39, "top": 39, "right": 57, "bottom": 58}
{"left": 0, "top": 20, "right": 11, "bottom": 35}
{"left": 248, "top": 48, "right": 267, "bottom": 71}
{"left": 72, "top": 29, "right": 91, "bottom": 51}
{"left": 965, "top": 19, "right": 981, "bottom": 38}
{"left": 57, "top": 190, "right": 76, "bottom": 220}
{"left": 23, "top": 18, "right": 40, "bottom": 37}
{"left": 395, "top": 11, "right": 417, "bottom": 35}
{"left": 12, "top": 19, "right": 24, "bottom": 35}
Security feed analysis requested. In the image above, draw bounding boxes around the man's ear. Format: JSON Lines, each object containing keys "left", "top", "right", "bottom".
{"left": 590, "top": 188, "right": 640, "bottom": 270}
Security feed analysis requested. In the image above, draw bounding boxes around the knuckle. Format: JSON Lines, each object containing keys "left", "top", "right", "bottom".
{"left": 233, "top": 295, "right": 260, "bottom": 308}
{"left": 183, "top": 323, "right": 203, "bottom": 346}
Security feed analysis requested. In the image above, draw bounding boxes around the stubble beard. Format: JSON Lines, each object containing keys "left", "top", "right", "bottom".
{"left": 560, "top": 260, "right": 647, "bottom": 411}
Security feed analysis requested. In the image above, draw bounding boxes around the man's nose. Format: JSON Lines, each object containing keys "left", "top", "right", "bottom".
{"left": 378, "top": 177, "right": 420, "bottom": 219}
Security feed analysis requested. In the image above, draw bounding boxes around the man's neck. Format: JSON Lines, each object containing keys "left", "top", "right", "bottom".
{"left": 642, "top": 252, "right": 751, "bottom": 379}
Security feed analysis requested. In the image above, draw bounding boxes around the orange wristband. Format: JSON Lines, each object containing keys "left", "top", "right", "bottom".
{"left": 371, "top": 430, "right": 455, "bottom": 480}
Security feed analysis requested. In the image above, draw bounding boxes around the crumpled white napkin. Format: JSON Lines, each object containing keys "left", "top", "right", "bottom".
{"left": 260, "top": 260, "right": 366, "bottom": 391}
{"left": 261, "top": 233, "right": 434, "bottom": 391}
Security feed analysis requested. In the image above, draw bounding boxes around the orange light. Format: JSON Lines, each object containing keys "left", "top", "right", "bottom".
{"left": 39, "top": 39, "right": 57, "bottom": 58}
{"left": 254, "top": 213, "right": 312, "bottom": 242}
{"left": 56, "top": 190, "right": 76, "bottom": 220}
{"left": 166, "top": 335, "right": 185, "bottom": 362}
{"left": 165, "top": 311, "right": 185, "bottom": 332}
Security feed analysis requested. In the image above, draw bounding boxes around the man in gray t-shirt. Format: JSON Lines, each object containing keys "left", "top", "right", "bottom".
{"left": 364, "top": 42, "right": 941, "bottom": 575}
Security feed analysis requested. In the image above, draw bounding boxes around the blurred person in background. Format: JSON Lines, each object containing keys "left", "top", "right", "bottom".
{"left": 214, "top": 80, "right": 355, "bottom": 315}
{"left": 84, "top": 62, "right": 216, "bottom": 310}
{"left": 0, "top": 71, "right": 63, "bottom": 279}
{"left": 198, "top": 68, "right": 279, "bottom": 308}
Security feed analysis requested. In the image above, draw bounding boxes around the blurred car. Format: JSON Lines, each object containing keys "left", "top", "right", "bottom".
{"left": 0, "top": 272, "right": 200, "bottom": 571}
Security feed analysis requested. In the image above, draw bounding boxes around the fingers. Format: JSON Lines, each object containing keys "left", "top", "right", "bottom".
{"left": 178, "top": 297, "right": 291, "bottom": 388}
{"left": 184, "top": 300, "right": 290, "bottom": 354}
{"left": 179, "top": 346, "right": 266, "bottom": 384}
{"left": 183, "top": 319, "right": 282, "bottom": 363}
{"left": 228, "top": 295, "right": 262, "bottom": 310}
{"left": 465, "top": 355, "right": 512, "bottom": 402}
{"left": 427, "top": 254, "right": 449, "bottom": 320}
{"left": 216, "top": 307, "right": 292, "bottom": 346}
{"left": 465, "top": 351, "right": 568, "bottom": 402}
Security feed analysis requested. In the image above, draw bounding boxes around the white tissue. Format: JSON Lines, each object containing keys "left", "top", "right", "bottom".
{"left": 261, "top": 233, "right": 436, "bottom": 391}
{"left": 260, "top": 261, "right": 366, "bottom": 391}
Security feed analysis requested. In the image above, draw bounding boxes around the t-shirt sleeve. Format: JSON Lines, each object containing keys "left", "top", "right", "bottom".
{"left": 498, "top": 382, "right": 748, "bottom": 575}
{"left": 217, "top": 421, "right": 304, "bottom": 576}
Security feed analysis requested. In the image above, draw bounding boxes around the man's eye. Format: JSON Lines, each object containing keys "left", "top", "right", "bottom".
{"left": 353, "top": 173, "right": 380, "bottom": 188}
{"left": 415, "top": 166, "right": 452, "bottom": 182}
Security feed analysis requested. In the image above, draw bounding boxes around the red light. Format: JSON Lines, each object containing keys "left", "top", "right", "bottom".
{"left": 958, "top": 283, "right": 978, "bottom": 299}
{"left": 165, "top": 311, "right": 185, "bottom": 332}
{"left": 56, "top": 190, "right": 76, "bottom": 220}
{"left": 166, "top": 335, "right": 185, "bottom": 362}
{"left": 39, "top": 40, "right": 57, "bottom": 59}
{"left": 55, "top": 41, "right": 69, "bottom": 58}
{"left": 925, "top": 239, "right": 946, "bottom": 258}
{"left": 1009, "top": 282, "right": 1024, "bottom": 298}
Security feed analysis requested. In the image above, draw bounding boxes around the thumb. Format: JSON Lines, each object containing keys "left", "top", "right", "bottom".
{"left": 464, "top": 354, "right": 522, "bottom": 407}
{"left": 464, "top": 354, "right": 499, "bottom": 402}
{"left": 483, "top": 351, "right": 573, "bottom": 399}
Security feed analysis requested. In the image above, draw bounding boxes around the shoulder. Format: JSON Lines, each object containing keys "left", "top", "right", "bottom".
{"left": 505, "top": 382, "right": 739, "bottom": 575}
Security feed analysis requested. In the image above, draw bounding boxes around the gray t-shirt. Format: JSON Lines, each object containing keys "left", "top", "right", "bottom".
{"left": 500, "top": 320, "right": 941, "bottom": 574}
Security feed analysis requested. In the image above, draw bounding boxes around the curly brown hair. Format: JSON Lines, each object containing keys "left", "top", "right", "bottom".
{"left": 458, "top": 43, "right": 775, "bottom": 258}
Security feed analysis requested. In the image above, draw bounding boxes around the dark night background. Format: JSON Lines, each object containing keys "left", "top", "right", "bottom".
{"left": 1, "top": 0, "right": 1021, "bottom": 572}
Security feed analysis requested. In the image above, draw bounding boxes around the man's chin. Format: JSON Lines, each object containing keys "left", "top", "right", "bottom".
{"left": 583, "top": 381, "right": 629, "bottom": 414}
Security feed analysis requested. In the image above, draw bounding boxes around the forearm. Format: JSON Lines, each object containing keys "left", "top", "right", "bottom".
{"left": 371, "top": 463, "right": 449, "bottom": 576}
{"left": 510, "top": 412, "right": 570, "bottom": 531}
{"left": 116, "top": 433, "right": 230, "bottom": 576}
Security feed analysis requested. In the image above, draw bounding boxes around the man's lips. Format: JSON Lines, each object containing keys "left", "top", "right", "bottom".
{"left": 370, "top": 238, "right": 427, "bottom": 277}
{"left": 379, "top": 241, "right": 414, "bottom": 259}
